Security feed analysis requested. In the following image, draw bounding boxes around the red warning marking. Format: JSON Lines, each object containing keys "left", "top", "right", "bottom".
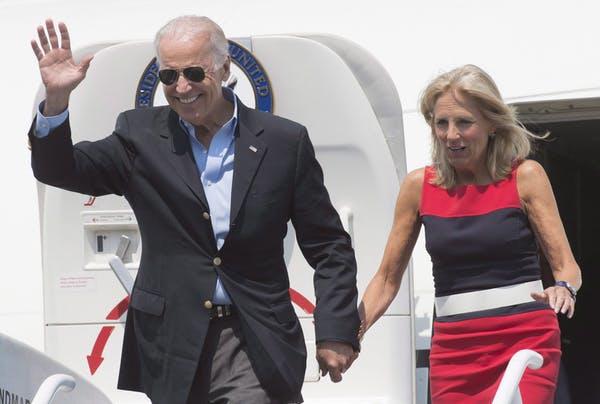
{"left": 87, "top": 326, "right": 114, "bottom": 375}
{"left": 87, "top": 296, "right": 130, "bottom": 375}
{"left": 289, "top": 288, "right": 315, "bottom": 314}
{"left": 84, "top": 196, "right": 96, "bottom": 206}
{"left": 87, "top": 289, "right": 315, "bottom": 375}
{"left": 106, "top": 296, "right": 130, "bottom": 320}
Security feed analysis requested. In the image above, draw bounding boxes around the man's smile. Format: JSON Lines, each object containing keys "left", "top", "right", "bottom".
{"left": 177, "top": 94, "right": 202, "bottom": 104}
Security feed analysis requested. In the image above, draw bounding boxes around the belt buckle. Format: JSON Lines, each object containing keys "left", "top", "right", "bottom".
{"left": 211, "top": 305, "right": 232, "bottom": 320}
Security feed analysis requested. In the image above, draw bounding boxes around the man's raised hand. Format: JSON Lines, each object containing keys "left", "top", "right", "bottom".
{"left": 31, "top": 19, "right": 93, "bottom": 115}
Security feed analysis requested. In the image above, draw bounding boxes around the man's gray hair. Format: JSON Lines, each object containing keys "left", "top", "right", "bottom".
{"left": 154, "top": 15, "right": 229, "bottom": 67}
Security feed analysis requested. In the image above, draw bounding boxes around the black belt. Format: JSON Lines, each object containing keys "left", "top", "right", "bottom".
{"left": 209, "top": 304, "right": 235, "bottom": 320}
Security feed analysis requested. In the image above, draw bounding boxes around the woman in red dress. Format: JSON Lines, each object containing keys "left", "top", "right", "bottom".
{"left": 359, "top": 64, "right": 582, "bottom": 403}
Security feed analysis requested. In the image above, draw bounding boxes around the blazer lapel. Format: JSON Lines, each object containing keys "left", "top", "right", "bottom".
{"left": 159, "top": 109, "right": 209, "bottom": 209}
{"left": 230, "top": 104, "right": 266, "bottom": 225}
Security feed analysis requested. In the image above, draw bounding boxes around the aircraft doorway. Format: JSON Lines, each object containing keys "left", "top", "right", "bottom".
{"left": 516, "top": 98, "right": 600, "bottom": 404}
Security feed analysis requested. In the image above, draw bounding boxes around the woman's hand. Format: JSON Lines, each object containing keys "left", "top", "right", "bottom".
{"left": 531, "top": 286, "right": 575, "bottom": 318}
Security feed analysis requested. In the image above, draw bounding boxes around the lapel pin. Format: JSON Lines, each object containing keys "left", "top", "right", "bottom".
{"left": 249, "top": 145, "right": 258, "bottom": 153}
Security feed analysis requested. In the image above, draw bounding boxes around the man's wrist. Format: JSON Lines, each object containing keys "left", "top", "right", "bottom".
{"left": 317, "top": 339, "right": 360, "bottom": 353}
{"left": 43, "top": 92, "right": 70, "bottom": 116}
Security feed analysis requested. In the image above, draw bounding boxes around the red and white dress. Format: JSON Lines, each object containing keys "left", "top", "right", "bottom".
{"left": 420, "top": 165, "right": 560, "bottom": 403}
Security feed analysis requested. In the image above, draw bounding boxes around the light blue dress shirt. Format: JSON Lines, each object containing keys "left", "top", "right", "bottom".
{"left": 179, "top": 90, "right": 237, "bottom": 304}
{"left": 35, "top": 89, "right": 238, "bottom": 304}
{"left": 35, "top": 106, "right": 69, "bottom": 137}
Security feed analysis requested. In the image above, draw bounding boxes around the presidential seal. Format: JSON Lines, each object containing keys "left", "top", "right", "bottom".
{"left": 135, "top": 40, "right": 273, "bottom": 112}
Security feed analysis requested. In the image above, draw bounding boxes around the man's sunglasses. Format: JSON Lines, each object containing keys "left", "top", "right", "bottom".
{"left": 158, "top": 66, "right": 207, "bottom": 85}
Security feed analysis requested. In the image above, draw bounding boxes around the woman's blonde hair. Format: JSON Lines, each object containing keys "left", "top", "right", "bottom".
{"left": 420, "top": 64, "right": 541, "bottom": 188}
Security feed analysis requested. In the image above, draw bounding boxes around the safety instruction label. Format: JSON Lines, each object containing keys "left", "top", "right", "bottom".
{"left": 57, "top": 274, "right": 97, "bottom": 291}
{"left": 82, "top": 211, "right": 136, "bottom": 225}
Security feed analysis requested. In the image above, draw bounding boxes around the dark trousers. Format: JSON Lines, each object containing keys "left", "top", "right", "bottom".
{"left": 186, "top": 314, "right": 302, "bottom": 404}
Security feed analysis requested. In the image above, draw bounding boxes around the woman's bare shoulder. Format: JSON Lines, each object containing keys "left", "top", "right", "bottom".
{"left": 516, "top": 159, "right": 551, "bottom": 203}
{"left": 403, "top": 167, "right": 426, "bottom": 190}
{"left": 516, "top": 159, "right": 546, "bottom": 180}
{"left": 396, "top": 167, "right": 426, "bottom": 210}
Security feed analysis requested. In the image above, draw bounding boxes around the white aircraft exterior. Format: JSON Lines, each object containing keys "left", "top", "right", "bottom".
{"left": 1, "top": 1, "right": 597, "bottom": 403}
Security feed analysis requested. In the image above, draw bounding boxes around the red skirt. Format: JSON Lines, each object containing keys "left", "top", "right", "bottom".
{"left": 429, "top": 309, "right": 560, "bottom": 404}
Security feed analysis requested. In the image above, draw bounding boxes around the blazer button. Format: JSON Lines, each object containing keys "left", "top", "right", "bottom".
{"left": 213, "top": 257, "right": 222, "bottom": 266}
{"left": 204, "top": 300, "right": 213, "bottom": 309}
{"left": 203, "top": 212, "right": 210, "bottom": 220}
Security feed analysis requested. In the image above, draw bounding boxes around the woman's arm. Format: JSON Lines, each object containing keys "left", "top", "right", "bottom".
{"left": 359, "top": 168, "right": 424, "bottom": 337}
{"left": 517, "top": 160, "right": 582, "bottom": 318}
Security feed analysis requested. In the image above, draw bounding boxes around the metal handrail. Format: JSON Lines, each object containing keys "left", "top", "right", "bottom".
{"left": 492, "top": 349, "right": 544, "bottom": 404}
{"left": 31, "top": 374, "right": 76, "bottom": 404}
{"left": 108, "top": 235, "right": 134, "bottom": 296}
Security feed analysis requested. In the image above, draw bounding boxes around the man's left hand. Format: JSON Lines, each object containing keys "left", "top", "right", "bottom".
{"left": 316, "top": 341, "right": 358, "bottom": 383}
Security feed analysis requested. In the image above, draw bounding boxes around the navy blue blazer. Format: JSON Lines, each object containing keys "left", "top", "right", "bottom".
{"left": 29, "top": 99, "right": 360, "bottom": 404}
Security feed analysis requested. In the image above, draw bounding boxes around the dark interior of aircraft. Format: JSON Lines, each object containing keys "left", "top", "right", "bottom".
{"left": 528, "top": 119, "right": 600, "bottom": 404}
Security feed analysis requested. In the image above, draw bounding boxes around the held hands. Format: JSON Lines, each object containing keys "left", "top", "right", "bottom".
{"left": 316, "top": 341, "right": 358, "bottom": 383}
{"left": 531, "top": 286, "right": 575, "bottom": 319}
{"left": 30, "top": 19, "right": 93, "bottom": 115}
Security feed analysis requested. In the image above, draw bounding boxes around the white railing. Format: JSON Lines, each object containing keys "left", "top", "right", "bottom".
{"left": 31, "top": 374, "right": 76, "bottom": 404}
{"left": 492, "top": 349, "right": 544, "bottom": 404}
{"left": 108, "top": 235, "right": 135, "bottom": 296}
